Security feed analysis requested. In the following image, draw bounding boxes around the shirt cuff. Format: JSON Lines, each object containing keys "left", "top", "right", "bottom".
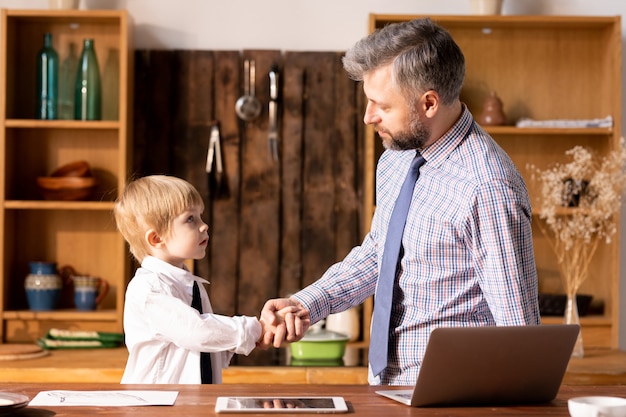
{"left": 292, "top": 284, "right": 331, "bottom": 325}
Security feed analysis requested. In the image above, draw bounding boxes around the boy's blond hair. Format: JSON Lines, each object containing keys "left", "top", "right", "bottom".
{"left": 114, "top": 175, "right": 204, "bottom": 262}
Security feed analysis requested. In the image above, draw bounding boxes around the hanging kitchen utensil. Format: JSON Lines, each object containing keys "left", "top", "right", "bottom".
{"left": 206, "top": 120, "right": 226, "bottom": 198}
{"left": 235, "top": 59, "right": 262, "bottom": 121}
{"left": 268, "top": 64, "right": 280, "bottom": 161}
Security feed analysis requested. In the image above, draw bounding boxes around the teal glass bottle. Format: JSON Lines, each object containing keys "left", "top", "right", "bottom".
{"left": 74, "top": 38, "right": 102, "bottom": 120}
{"left": 36, "top": 33, "right": 59, "bottom": 120}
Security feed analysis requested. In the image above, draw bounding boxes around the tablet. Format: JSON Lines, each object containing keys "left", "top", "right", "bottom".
{"left": 215, "top": 396, "right": 348, "bottom": 413}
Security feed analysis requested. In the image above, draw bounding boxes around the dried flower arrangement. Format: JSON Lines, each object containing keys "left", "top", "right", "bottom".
{"left": 528, "top": 140, "right": 626, "bottom": 298}
{"left": 528, "top": 140, "right": 626, "bottom": 357}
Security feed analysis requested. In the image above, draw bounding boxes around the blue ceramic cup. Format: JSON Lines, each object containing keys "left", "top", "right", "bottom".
{"left": 72, "top": 275, "right": 108, "bottom": 310}
{"left": 74, "top": 287, "right": 98, "bottom": 310}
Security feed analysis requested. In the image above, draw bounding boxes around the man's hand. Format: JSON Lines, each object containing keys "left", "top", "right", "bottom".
{"left": 258, "top": 298, "right": 311, "bottom": 348}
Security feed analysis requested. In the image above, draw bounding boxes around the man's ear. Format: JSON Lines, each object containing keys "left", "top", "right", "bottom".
{"left": 422, "top": 90, "right": 439, "bottom": 118}
{"left": 145, "top": 229, "right": 163, "bottom": 248}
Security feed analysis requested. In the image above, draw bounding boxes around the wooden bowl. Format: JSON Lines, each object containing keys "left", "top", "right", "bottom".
{"left": 36, "top": 176, "right": 97, "bottom": 201}
{"left": 50, "top": 160, "right": 91, "bottom": 177}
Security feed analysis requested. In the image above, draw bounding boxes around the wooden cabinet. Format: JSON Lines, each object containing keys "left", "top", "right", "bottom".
{"left": 365, "top": 15, "right": 622, "bottom": 348}
{"left": 0, "top": 9, "right": 132, "bottom": 342}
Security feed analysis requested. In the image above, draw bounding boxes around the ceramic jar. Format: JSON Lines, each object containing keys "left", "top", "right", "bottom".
{"left": 470, "top": 0, "right": 503, "bottom": 15}
{"left": 325, "top": 308, "right": 361, "bottom": 366}
{"left": 48, "top": 0, "right": 79, "bottom": 9}
{"left": 478, "top": 91, "right": 506, "bottom": 126}
{"left": 325, "top": 307, "right": 361, "bottom": 342}
{"left": 24, "top": 261, "right": 63, "bottom": 311}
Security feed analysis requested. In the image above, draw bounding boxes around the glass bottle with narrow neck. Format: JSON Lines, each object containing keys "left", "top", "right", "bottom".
{"left": 74, "top": 38, "right": 102, "bottom": 120}
{"left": 59, "top": 42, "right": 78, "bottom": 120}
{"left": 36, "top": 32, "right": 58, "bottom": 119}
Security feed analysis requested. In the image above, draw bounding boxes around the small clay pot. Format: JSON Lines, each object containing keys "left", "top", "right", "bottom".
{"left": 478, "top": 91, "right": 506, "bottom": 126}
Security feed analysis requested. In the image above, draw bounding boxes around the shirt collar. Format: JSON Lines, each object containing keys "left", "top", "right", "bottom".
{"left": 141, "top": 256, "right": 210, "bottom": 286}
{"left": 420, "top": 103, "right": 474, "bottom": 168}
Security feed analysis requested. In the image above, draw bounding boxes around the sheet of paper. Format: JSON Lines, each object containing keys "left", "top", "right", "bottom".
{"left": 29, "top": 390, "right": 178, "bottom": 407}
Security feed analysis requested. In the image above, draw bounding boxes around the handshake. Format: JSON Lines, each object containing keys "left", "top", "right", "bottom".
{"left": 256, "top": 298, "right": 311, "bottom": 349}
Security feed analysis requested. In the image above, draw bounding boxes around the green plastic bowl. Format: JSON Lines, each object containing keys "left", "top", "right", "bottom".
{"left": 290, "top": 330, "right": 349, "bottom": 360}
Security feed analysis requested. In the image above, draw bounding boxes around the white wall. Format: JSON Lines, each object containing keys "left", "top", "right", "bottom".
{"left": 4, "top": 0, "right": 626, "bottom": 348}
{"left": 1, "top": 0, "right": 624, "bottom": 51}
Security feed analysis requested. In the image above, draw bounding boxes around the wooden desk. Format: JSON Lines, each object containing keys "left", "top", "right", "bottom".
{"left": 1, "top": 347, "right": 626, "bottom": 385}
{"left": 5, "top": 383, "right": 626, "bottom": 416}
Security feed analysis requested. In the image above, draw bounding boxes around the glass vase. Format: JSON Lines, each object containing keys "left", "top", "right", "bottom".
{"left": 564, "top": 292, "right": 584, "bottom": 358}
{"left": 74, "top": 38, "right": 102, "bottom": 120}
{"left": 36, "top": 32, "right": 58, "bottom": 119}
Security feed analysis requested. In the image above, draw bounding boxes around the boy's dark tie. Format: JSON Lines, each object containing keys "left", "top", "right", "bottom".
{"left": 192, "top": 281, "right": 213, "bottom": 384}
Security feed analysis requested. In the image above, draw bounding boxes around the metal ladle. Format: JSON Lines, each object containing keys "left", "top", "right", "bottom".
{"left": 235, "top": 59, "right": 262, "bottom": 121}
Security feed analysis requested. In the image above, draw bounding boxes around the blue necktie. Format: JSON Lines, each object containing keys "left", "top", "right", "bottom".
{"left": 369, "top": 151, "right": 426, "bottom": 377}
{"left": 192, "top": 281, "right": 213, "bottom": 384}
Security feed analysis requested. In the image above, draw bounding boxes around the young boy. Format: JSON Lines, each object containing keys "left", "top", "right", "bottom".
{"left": 114, "top": 175, "right": 275, "bottom": 384}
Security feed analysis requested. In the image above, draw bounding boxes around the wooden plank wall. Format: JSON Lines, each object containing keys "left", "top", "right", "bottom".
{"left": 133, "top": 50, "right": 364, "bottom": 365}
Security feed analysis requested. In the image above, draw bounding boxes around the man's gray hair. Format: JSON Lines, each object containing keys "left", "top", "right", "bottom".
{"left": 342, "top": 17, "right": 465, "bottom": 105}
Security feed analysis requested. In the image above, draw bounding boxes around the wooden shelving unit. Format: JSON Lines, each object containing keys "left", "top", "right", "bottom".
{"left": 0, "top": 9, "right": 133, "bottom": 342}
{"left": 364, "top": 14, "right": 622, "bottom": 348}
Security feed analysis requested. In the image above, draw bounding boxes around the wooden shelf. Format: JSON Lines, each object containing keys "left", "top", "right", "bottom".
{"left": 532, "top": 207, "right": 597, "bottom": 217}
{"left": 541, "top": 315, "right": 611, "bottom": 326}
{"left": 2, "top": 309, "right": 117, "bottom": 321}
{"left": 3, "top": 8, "right": 131, "bottom": 21}
{"left": 4, "top": 119, "right": 119, "bottom": 129}
{"left": 4, "top": 201, "right": 115, "bottom": 210}
{"left": 483, "top": 126, "right": 613, "bottom": 136}
{"left": 370, "top": 14, "right": 622, "bottom": 30}
{"left": 0, "top": 9, "right": 133, "bottom": 343}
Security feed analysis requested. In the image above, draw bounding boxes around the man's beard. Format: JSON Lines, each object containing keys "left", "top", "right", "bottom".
{"left": 380, "top": 116, "right": 430, "bottom": 151}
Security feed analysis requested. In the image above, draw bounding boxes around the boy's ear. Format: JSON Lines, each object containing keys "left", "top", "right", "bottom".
{"left": 145, "top": 229, "right": 163, "bottom": 248}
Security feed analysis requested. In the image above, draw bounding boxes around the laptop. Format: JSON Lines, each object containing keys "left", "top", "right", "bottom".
{"left": 376, "top": 324, "right": 579, "bottom": 407}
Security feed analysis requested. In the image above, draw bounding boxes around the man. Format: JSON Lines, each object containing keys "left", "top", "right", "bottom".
{"left": 261, "top": 17, "right": 540, "bottom": 385}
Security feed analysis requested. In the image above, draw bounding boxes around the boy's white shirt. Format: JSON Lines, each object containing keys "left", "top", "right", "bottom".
{"left": 121, "top": 256, "right": 261, "bottom": 384}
